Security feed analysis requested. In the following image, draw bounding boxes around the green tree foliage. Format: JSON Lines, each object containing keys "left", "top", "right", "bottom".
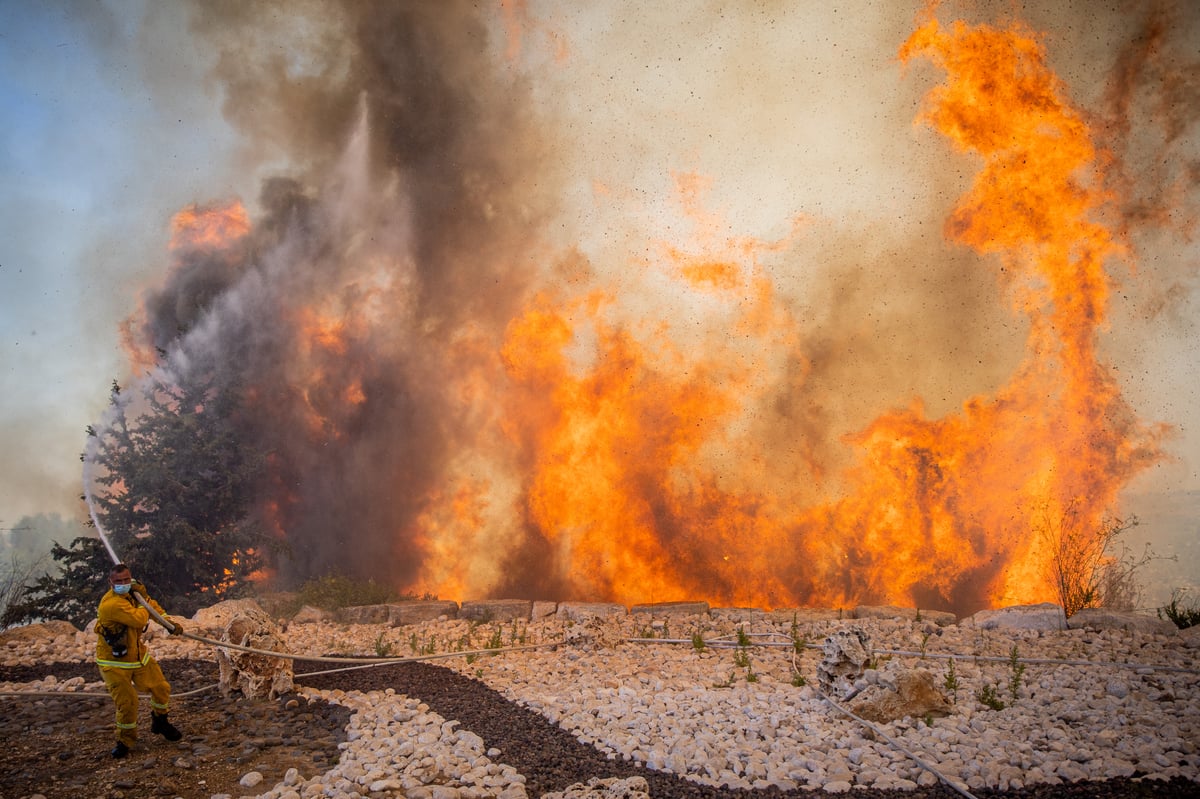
{"left": 87, "top": 376, "right": 266, "bottom": 616}
{"left": 7, "top": 374, "right": 266, "bottom": 627}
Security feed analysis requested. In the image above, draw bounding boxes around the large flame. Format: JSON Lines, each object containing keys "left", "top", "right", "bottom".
{"left": 115, "top": 5, "right": 1173, "bottom": 615}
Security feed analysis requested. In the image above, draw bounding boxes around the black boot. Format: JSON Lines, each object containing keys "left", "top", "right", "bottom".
{"left": 111, "top": 741, "right": 130, "bottom": 758}
{"left": 150, "top": 712, "right": 182, "bottom": 741}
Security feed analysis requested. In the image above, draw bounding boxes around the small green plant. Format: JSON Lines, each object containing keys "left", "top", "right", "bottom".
{"left": 1008, "top": 646, "right": 1026, "bottom": 703}
{"left": 733, "top": 648, "right": 751, "bottom": 668}
{"left": 915, "top": 608, "right": 923, "bottom": 623}
{"left": 736, "top": 626, "right": 751, "bottom": 648}
{"left": 919, "top": 632, "right": 931, "bottom": 659}
{"left": 691, "top": 631, "right": 706, "bottom": 652}
{"left": 374, "top": 632, "right": 393, "bottom": 657}
{"left": 791, "top": 672, "right": 807, "bottom": 687}
{"left": 944, "top": 658, "right": 959, "bottom": 700}
{"left": 486, "top": 625, "right": 504, "bottom": 651}
{"left": 977, "top": 683, "right": 1006, "bottom": 711}
{"left": 745, "top": 668, "right": 759, "bottom": 683}
{"left": 1159, "top": 589, "right": 1200, "bottom": 629}
{"left": 465, "top": 652, "right": 477, "bottom": 665}
{"left": 475, "top": 668, "right": 483, "bottom": 679}
{"left": 409, "top": 632, "right": 418, "bottom": 654}
{"left": 637, "top": 625, "right": 656, "bottom": 639}
{"left": 922, "top": 712, "right": 934, "bottom": 727}
{"left": 790, "top": 614, "right": 809, "bottom": 655}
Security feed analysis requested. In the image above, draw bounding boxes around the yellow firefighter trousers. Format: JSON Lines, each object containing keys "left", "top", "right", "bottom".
{"left": 99, "top": 659, "right": 172, "bottom": 746}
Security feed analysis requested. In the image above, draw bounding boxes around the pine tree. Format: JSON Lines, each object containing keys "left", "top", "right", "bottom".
{"left": 86, "top": 375, "right": 266, "bottom": 616}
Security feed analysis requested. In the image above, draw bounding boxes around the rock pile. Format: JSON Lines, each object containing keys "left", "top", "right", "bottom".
{"left": 2, "top": 599, "right": 1197, "bottom": 798}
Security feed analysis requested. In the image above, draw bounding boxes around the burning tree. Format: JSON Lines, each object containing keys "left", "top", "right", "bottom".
{"left": 82, "top": 375, "right": 266, "bottom": 616}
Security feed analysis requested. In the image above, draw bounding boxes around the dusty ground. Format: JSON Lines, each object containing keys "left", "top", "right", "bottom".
{"left": 1, "top": 656, "right": 1196, "bottom": 799}
{"left": 0, "top": 658, "right": 349, "bottom": 799}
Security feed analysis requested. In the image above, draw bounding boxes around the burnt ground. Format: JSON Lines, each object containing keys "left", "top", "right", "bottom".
{"left": 0, "top": 657, "right": 1195, "bottom": 799}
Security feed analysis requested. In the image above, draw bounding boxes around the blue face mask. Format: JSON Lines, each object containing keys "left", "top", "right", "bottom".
{"left": 113, "top": 583, "right": 132, "bottom": 595}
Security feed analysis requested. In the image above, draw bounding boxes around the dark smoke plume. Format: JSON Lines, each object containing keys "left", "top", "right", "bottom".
{"left": 124, "top": 0, "right": 565, "bottom": 590}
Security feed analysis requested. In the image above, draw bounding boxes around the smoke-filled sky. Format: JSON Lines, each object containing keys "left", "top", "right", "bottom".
{"left": 1, "top": 1, "right": 1196, "bottom": 609}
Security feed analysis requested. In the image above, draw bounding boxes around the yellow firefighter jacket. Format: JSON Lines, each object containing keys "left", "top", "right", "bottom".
{"left": 95, "top": 586, "right": 173, "bottom": 669}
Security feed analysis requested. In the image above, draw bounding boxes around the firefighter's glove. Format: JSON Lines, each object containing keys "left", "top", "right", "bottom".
{"left": 170, "top": 620, "right": 184, "bottom": 636}
{"left": 130, "top": 580, "right": 147, "bottom": 597}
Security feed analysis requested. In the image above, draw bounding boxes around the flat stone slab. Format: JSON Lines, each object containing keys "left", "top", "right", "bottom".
{"left": 460, "top": 599, "right": 533, "bottom": 622}
{"left": 969, "top": 602, "right": 1065, "bottom": 631}
{"left": 630, "top": 601, "right": 710, "bottom": 616}
{"left": 710, "top": 607, "right": 766, "bottom": 623}
{"left": 338, "top": 604, "right": 390, "bottom": 624}
{"left": 291, "top": 604, "right": 337, "bottom": 624}
{"left": 339, "top": 601, "right": 461, "bottom": 625}
{"left": 556, "top": 602, "right": 626, "bottom": 622}
{"left": 389, "top": 600, "right": 460, "bottom": 626}
{"left": 852, "top": 605, "right": 957, "bottom": 626}
{"left": 532, "top": 600, "right": 558, "bottom": 619}
{"left": 767, "top": 608, "right": 846, "bottom": 624}
{"left": 1067, "top": 608, "right": 1176, "bottom": 636}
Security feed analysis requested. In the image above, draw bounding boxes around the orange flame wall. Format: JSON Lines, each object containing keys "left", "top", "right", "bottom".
{"left": 470, "top": 16, "right": 1166, "bottom": 612}
{"left": 122, "top": 6, "right": 1173, "bottom": 616}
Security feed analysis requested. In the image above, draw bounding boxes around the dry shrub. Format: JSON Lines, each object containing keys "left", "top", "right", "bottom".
{"left": 1033, "top": 499, "right": 1143, "bottom": 617}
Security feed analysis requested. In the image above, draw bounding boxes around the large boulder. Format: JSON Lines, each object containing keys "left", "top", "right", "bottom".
{"left": 846, "top": 668, "right": 953, "bottom": 723}
{"left": 216, "top": 603, "right": 294, "bottom": 699}
{"left": 192, "top": 598, "right": 272, "bottom": 638}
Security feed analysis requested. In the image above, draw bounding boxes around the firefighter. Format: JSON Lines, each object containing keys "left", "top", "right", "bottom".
{"left": 95, "top": 562, "right": 185, "bottom": 758}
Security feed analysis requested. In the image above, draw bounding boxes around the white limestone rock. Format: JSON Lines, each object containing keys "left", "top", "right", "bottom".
{"left": 969, "top": 602, "right": 1066, "bottom": 631}
{"left": 217, "top": 604, "right": 294, "bottom": 699}
{"left": 818, "top": 627, "right": 872, "bottom": 700}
